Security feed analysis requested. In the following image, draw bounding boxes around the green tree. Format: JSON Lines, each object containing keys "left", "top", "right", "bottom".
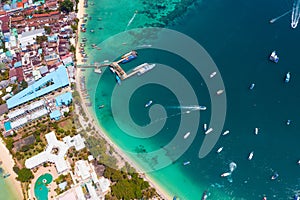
{"left": 17, "top": 168, "right": 34, "bottom": 182}
{"left": 21, "top": 80, "right": 28, "bottom": 89}
{"left": 59, "top": 0, "right": 74, "bottom": 13}
{"left": 5, "top": 137, "right": 14, "bottom": 151}
{"left": 44, "top": 26, "right": 51, "bottom": 34}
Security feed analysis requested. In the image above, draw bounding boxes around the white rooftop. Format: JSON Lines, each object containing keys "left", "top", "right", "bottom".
{"left": 63, "top": 134, "right": 85, "bottom": 151}
{"left": 25, "top": 132, "right": 86, "bottom": 174}
{"left": 75, "top": 160, "right": 90, "bottom": 180}
{"left": 99, "top": 177, "right": 110, "bottom": 193}
{"left": 25, "top": 131, "right": 69, "bottom": 173}
{"left": 75, "top": 186, "right": 86, "bottom": 200}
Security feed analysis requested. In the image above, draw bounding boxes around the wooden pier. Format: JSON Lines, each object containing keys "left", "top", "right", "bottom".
{"left": 77, "top": 51, "right": 142, "bottom": 80}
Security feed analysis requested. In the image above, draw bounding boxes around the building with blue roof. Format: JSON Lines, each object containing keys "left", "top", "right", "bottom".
{"left": 55, "top": 92, "right": 72, "bottom": 107}
{"left": 6, "top": 66, "right": 70, "bottom": 109}
{"left": 14, "top": 61, "right": 22, "bottom": 68}
{"left": 50, "top": 110, "right": 61, "bottom": 120}
{"left": 47, "top": 35, "right": 58, "bottom": 42}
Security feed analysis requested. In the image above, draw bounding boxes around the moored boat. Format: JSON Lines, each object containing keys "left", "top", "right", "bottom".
{"left": 201, "top": 190, "right": 208, "bottom": 200}
{"left": 294, "top": 194, "right": 300, "bottom": 200}
{"left": 271, "top": 172, "right": 279, "bottom": 180}
{"left": 115, "top": 75, "right": 121, "bottom": 85}
{"left": 184, "top": 132, "right": 191, "bottom": 139}
{"left": 3, "top": 173, "right": 10, "bottom": 178}
{"left": 222, "top": 130, "right": 230, "bottom": 136}
{"left": 210, "top": 71, "right": 217, "bottom": 78}
{"left": 269, "top": 51, "right": 279, "bottom": 63}
{"left": 137, "top": 64, "right": 156, "bottom": 76}
{"left": 255, "top": 128, "right": 259, "bottom": 135}
{"left": 98, "top": 105, "right": 104, "bottom": 109}
{"left": 203, "top": 124, "right": 207, "bottom": 131}
{"left": 183, "top": 161, "right": 190, "bottom": 166}
{"left": 221, "top": 172, "right": 231, "bottom": 177}
{"left": 217, "top": 147, "right": 223, "bottom": 153}
{"left": 285, "top": 72, "right": 291, "bottom": 83}
{"left": 248, "top": 151, "right": 254, "bottom": 160}
{"left": 205, "top": 128, "right": 213, "bottom": 135}
{"left": 217, "top": 89, "right": 224, "bottom": 95}
{"left": 287, "top": 120, "right": 291, "bottom": 125}
{"left": 249, "top": 83, "right": 255, "bottom": 90}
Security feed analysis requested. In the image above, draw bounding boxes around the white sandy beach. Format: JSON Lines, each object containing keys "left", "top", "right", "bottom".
{"left": 0, "top": 138, "right": 24, "bottom": 200}
{"left": 75, "top": 2, "right": 172, "bottom": 198}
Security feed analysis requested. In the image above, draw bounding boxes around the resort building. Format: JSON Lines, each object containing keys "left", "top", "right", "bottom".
{"left": 25, "top": 131, "right": 85, "bottom": 174}
{"left": 6, "top": 66, "right": 70, "bottom": 109}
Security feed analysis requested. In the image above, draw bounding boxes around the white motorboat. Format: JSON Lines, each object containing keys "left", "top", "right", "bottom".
{"left": 222, "top": 130, "right": 230, "bottom": 136}
{"left": 221, "top": 172, "right": 231, "bottom": 177}
{"left": 205, "top": 128, "right": 213, "bottom": 135}
{"left": 217, "top": 90, "right": 224, "bottom": 95}
{"left": 145, "top": 100, "right": 153, "bottom": 108}
{"left": 285, "top": 72, "right": 290, "bottom": 83}
{"left": 203, "top": 124, "right": 207, "bottom": 131}
{"left": 184, "top": 132, "right": 191, "bottom": 139}
{"left": 248, "top": 151, "right": 254, "bottom": 160}
{"left": 217, "top": 147, "right": 223, "bottom": 153}
{"left": 255, "top": 128, "right": 259, "bottom": 135}
{"left": 210, "top": 71, "right": 217, "bottom": 78}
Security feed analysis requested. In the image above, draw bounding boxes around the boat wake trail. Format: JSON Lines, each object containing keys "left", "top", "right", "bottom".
{"left": 291, "top": 0, "right": 300, "bottom": 28}
{"left": 125, "top": 11, "right": 138, "bottom": 30}
{"left": 269, "top": 9, "right": 292, "bottom": 23}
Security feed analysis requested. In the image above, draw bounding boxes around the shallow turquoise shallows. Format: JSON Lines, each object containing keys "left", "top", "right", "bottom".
{"left": 34, "top": 173, "right": 53, "bottom": 200}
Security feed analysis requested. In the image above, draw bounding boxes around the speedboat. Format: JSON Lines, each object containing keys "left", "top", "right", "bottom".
{"left": 271, "top": 172, "right": 279, "bottom": 180}
{"left": 98, "top": 105, "right": 104, "bottom": 109}
{"left": 183, "top": 161, "right": 190, "bottom": 166}
{"left": 199, "top": 106, "right": 207, "bottom": 110}
{"left": 255, "top": 128, "right": 259, "bottom": 135}
{"left": 109, "top": 67, "right": 115, "bottom": 73}
{"left": 249, "top": 83, "right": 255, "bottom": 90}
{"left": 297, "top": 160, "right": 300, "bottom": 165}
{"left": 203, "top": 124, "right": 207, "bottom": 131}
{"left": 217, "top": 89, "right": 224, "bottom": 95}
{"left": 201, "top": 191, "right": 208, "bottom": 200}
{"left": 221, "top": 172, "right": 231, "bottom": 177}
{"left": 184, "top": 132, "right": 191, "bottom": 139}
{"left": 217, "top": 147, "right": 223, "bottom": 153}
{"left": 222, "top": 130, "right": 230, "bottom": 136}
{"left": 269, "top": 51, "right": 279, "bottom": 63}
{"left": 210, "top": 71, "right": 217, "bottom": 78}
{"left": 248, "top": 151, "right": 254, "bottom": 160}
{"left": 145, "top": 100, "right": 153, "bottom": 108}
{"left": 205, "top": 128, "right": 213, "bottom": 135}
{"left": 287, "top": 120, "right": 291, "bottom": 125}
{"left": 285, "top": 72, "right": 290, "bottom": 83}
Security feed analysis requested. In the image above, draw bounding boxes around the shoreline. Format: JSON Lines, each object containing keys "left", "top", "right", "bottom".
{"left": 0, "top": 138, "right": 24, "bottom": 200}
{"left": 75, "top": 2, "right": 172, "bottom": 198}
{"left": 74, "top": 76, "right": 174, "bottom": 199}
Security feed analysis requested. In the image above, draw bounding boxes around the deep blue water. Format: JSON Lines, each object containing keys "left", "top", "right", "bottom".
{"left": 86, "top": 0, "right": 300, "bottom": 199}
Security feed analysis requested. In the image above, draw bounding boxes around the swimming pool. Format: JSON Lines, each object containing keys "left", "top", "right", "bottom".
{"left": 34, "top": 173, "right": 53, "bottom": 200}
{"left": 4, "top": 121, "right": 11, "bottom": 131}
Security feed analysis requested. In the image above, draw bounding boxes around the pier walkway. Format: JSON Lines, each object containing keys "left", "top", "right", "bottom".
{"left": 77, "top": 51, "right": 142, "bottom": 80}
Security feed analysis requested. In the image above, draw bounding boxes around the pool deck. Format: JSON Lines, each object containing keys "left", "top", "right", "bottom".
{"left": 29, "top": 165, "right": 59, "bottom": 200}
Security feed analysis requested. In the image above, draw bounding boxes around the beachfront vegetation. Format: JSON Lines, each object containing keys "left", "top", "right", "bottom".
{"left": 17, "top": 168, "right": 34, "bottom": 182}
{"left": 104, "top": 166, "right": 156, "bottom": 200}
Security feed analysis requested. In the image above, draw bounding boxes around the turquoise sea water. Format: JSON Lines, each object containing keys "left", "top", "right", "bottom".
{"left": 0, "top": 167, "right": 19, "bottom": 200}
{"left": 84, "top": 0, "right": 300, "bottom": 199}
